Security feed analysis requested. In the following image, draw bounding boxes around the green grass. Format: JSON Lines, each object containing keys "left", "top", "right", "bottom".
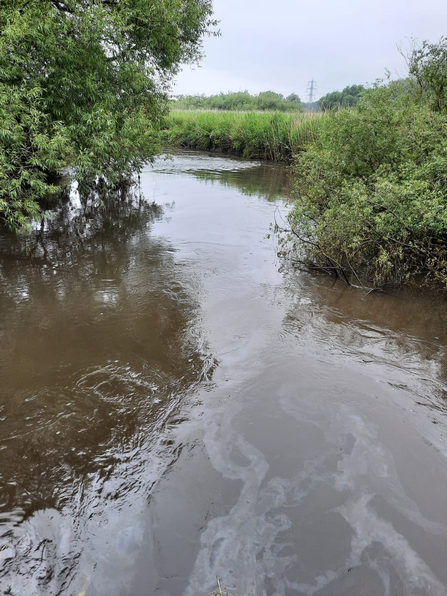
{"left": 162, "top": 110, "right": 323, "bottom": 162}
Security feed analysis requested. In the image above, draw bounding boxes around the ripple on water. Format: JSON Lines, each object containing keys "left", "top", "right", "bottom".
{"left": 1, "top": 151, "right": 447, "bottom": 595}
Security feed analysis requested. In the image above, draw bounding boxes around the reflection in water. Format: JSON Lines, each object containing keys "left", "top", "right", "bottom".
{"left": 189, "top": 163, "right": 293, "bottom": 203}
{"left": 0, "top": 185, "right": 215, "bottom": 595}
{"left": 1, "top": 152, "right": 447, "bottom": 596}
{"left": 149, "top": 149, "right": 293, "bottom": 202}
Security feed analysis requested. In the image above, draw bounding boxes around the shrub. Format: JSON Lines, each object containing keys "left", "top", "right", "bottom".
{"left": 284, "top": 80, "right": 447, "bottom": 288}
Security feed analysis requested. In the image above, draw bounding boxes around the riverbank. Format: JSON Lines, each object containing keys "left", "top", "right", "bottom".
{"left": 161, "top": 110, "right": 322, "bottom": 162}
{"left": 162, "top": 100, "right": 447, "bottom": 291}
{"left": 284, "top": 80, "right": 447, "bottom": 290}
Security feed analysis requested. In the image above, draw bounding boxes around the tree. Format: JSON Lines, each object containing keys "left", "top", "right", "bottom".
{"left": 409, "top": 37, "right": 447, "bottom": 112}
{"left": 0, "top": 0, "right": 216, "bottom": 231}
{"left": 172, "top": 90, "right": 304, "bottom": 112}
{"left": 318, "top": 85, "right": 364, "bottom": 111}
{"left": 286, "top": 93, "right": 301, "bottom": 104}
{"left": 256, "top": 91, "right": 284, "bottom": 111}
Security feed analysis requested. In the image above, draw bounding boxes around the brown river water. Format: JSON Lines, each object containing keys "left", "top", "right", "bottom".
{"left": 1, "top": 151, "right": 447, "bottom": 596}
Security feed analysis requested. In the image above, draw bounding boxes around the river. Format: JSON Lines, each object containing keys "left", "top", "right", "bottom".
{"left": 1, "top": 151, "right": 447, "bottom": 596}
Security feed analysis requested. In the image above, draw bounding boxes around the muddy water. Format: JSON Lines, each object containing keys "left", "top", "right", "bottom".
{"left": 1, "top": 152, "right": 447, "bottom": 596}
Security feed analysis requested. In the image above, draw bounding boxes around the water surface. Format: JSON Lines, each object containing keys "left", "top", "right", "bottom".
{"left": 1, "top": 151, "right": 447, "bottom": 596}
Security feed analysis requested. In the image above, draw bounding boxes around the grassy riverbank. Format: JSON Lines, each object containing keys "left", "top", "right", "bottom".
{"left": 162, "top": 110, "right": 322, "bottom": 162}
{"left": 165, "top": 43, "right": 447, "bottom": 292}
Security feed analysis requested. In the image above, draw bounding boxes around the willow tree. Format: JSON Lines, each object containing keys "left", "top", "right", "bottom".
{"left": 0, "top": 0, "right": 216, "bottom": 230}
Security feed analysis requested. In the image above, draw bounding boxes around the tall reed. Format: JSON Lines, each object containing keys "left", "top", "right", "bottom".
{"left": 162, "top": 110, "right": 323, "bottom": 162}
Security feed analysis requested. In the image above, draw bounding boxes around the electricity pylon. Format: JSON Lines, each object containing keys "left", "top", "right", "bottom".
{"left": 307, "top": 80, "right": 317, "bottom": 104}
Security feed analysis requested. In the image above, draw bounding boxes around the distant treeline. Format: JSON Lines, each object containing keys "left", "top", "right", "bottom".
{"left": 318, "top": 85, "right": 365, "bottom": 110}
{"left": 172, "top": 91, "right": 304, "bottom": 112}
{"left": 172, "top": 87, "right": 366, "bottom": 113}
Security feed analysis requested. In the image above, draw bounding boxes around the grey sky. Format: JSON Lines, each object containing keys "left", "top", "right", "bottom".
{"left": 174, "top": 0, "right": 447, "bottom": 101}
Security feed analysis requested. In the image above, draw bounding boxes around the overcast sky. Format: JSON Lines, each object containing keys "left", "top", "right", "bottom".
{"left": 173, "top": 0, "right": 447, "bottom": 101}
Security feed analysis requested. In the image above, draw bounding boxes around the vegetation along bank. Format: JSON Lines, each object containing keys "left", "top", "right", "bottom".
{"left": 164, "top": 40, "right": 447, "bottom": 290}
{"left": 281, "top": 39, "right": 447, "bottom": 290}
{"left": 162, "top": 111, "right": 322, "bottom": 161}
{"left": 2, "top": 0, "right": 447, "bottom": 293}
{"left": 0, "top": 0, "right": 217, "bottom": 232}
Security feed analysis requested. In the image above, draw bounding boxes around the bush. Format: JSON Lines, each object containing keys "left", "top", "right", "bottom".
{"left": 284, "top": 80, "right": 447, "bottom": 288}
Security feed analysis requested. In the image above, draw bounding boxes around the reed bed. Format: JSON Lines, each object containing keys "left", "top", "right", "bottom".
{"left": 162, "top": 110, "right": 323, "bottom": 162}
